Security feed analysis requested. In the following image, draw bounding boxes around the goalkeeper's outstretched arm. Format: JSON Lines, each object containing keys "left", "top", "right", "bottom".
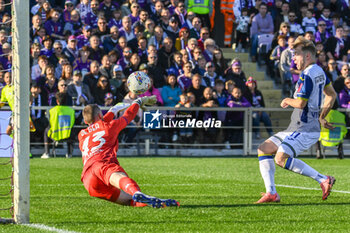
{"left": 108, "top": 95, "right": 157, "bottom": 130}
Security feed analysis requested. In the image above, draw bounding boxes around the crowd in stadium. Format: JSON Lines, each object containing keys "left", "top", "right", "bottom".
{"left": 0, "top": 0, "right": 349, "bottom": 149}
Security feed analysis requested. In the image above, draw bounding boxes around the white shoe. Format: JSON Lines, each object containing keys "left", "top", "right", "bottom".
{"left": 41, "top": 153, "right": 50, "bottom": 159}
{"left": 225, "top": 141, "right": 231, "bottom": 149}
{"left": 65, "top": 153, "right": 72, "bottom": 158}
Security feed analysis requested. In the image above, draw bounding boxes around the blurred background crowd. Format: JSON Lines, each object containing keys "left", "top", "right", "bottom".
{"left": 0, "top": 0, "right": 349, "bottom": 148}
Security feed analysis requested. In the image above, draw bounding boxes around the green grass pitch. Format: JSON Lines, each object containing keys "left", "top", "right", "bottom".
{"left": 1, "top": 157, "right": 350, "bottom": 232}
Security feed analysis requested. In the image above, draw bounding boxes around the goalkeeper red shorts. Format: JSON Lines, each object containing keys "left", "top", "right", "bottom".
{"left": 82, "top": 160, "right": 128, "bottom": 202}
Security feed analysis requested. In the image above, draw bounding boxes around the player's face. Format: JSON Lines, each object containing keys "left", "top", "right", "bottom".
{"left": 293, "top": 46, "right": 305, "bottom": 71}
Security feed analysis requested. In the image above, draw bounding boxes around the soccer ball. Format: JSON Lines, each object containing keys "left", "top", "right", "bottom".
{"left": 127, "top": 71, "right": 151, "bottom": 95}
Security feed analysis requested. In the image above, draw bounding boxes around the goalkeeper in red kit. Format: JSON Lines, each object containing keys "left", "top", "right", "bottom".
{"left": 79, "top": 95, "right": 179, "bottom": 208}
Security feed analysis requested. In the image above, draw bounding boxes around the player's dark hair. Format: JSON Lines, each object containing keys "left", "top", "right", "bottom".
{"left": 56, "top": 92, "right": 67, "bottom": 106}
{"left": 83, "top": 104, "right": 101, "bottom": 125}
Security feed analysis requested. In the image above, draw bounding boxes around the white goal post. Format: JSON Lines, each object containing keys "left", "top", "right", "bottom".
{"left": 12, "top": 0, "right": 30, "bottom": 224}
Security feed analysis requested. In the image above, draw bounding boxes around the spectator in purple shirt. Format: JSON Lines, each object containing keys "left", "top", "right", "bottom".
{"left": 76, "top": 0, "right": 92, "bottom": 22}
{"left": 40, "top": 36, "right": 53, "bottom": 58}
{"left": 177, "top": 62, "right": 193, "bottom": 91}
{"left": 117, "top": 46, "right": 133, "bottom": 70}
{"left": 44, "top": 8, "right": 64, "bottom": 40}
{"left": 225, "top": 86, "right": 251, "bottom": 148}
{"left": 318, "top": 7, "right": 333, "bottom": 34}
{"left": 129, "top": 3, "right": 141, "bottom": 25}
{"left": 315, "top": 20, "right": 331, "bottom": 44}
{"left": 64, "top": 9, "right": 82, "bottom": 36}
{"left": 249, "top": 3, "right": 274, "bottom": 62}
{"left": 339, "top": 77, "right": 350, "bottom": 108}
{"left": 108, "top": 9, "right": 123, "bottom": 29}
{"left": 76, "top": 25, "right": 92, "bottom": 49}
{"left": 98, "top": 0, "right": 119, "bottom": 22}
{"left": 84, "top": 0, "right": 100, "bottom": 29}
{"left": 88, "top": 35, "right": 106, "bottom": 62}
{"left": 72, "top": 46, "right": 92, "bottom": 77}
{"left": 63, "top": 0, "right": 75, "bottom": 23}
{"left": 119, "top": 16, "right": 135, "bottom": 42}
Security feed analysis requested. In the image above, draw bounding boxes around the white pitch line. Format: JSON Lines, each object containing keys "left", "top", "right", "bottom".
{"left": 24, "top": 223, "right": 81, "bottom": 233}
{"left": 276, "top": 184, "right": 350, "bottom": 194}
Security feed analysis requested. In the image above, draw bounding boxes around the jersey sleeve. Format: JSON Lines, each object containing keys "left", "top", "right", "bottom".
{"left": 110, "top": 103, "right": 140, "bottom": 132}
{"left": 103, "top": 111, "right": 115, "bottom": 123}
{"left": 296, "top": 74, "right": 313, "bottom": 100}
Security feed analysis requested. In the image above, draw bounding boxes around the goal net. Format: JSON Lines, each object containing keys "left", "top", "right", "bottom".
{"left": 0, "top": 0, "right": 29, "bottom": 224}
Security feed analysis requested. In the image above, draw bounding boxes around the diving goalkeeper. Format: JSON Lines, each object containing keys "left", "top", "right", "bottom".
{"left": 79, "top": 95, "right": 179, "bottom": 208}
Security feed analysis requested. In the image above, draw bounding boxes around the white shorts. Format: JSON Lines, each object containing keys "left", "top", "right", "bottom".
{"left": 268, "top": 130, "right": 319, "bottom": 158}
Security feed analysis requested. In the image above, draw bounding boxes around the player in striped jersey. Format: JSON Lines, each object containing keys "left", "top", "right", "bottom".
{"left": 256, "top": 36, "right": 337, "bottom": 203}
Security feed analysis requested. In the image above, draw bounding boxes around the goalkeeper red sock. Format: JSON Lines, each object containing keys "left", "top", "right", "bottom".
{"left": 119, "top": 177, "right": 141, "bottom": 196}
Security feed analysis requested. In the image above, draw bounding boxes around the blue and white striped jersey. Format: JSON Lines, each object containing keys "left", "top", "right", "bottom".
{"left": 288, "top": 64, "right": 330, "bottom": 132}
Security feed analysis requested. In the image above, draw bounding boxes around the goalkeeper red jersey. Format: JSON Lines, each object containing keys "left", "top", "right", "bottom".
{"left": 79, "top": 103, "right": 139, "bottom": 179}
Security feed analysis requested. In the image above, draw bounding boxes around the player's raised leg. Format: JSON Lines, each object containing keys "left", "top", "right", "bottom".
{"left": 274, "top": 142, "right": 335, "bottom": 200}
{"left": 110, "top": 172, "right": 179, "bottom": 208}
{"left": 256, "top": 139, "right": 280, "bottom": 204}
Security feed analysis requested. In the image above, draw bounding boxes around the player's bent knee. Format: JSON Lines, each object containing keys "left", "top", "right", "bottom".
{"left": 258, "top": 140, "right": 278, "bottom": 155}
{"left": 109, "top": 172, "right": 128, "bottom": 188}
{"left": 274, "top": 153, "right": 289, "bottom": 167}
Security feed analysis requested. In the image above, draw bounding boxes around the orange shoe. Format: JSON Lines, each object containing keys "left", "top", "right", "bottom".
{"left": 255, "top": 192, "right": 280, "bottom": 204}
{"left": 320, "top": 176, "right": 336, "bottom": 200}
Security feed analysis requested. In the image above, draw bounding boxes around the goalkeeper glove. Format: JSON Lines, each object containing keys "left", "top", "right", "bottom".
{"left": 133, "top": 95, "right": 157, "bottom": 110}
{"left": 108, "top": 102, "right": 130, "bottom": 115}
